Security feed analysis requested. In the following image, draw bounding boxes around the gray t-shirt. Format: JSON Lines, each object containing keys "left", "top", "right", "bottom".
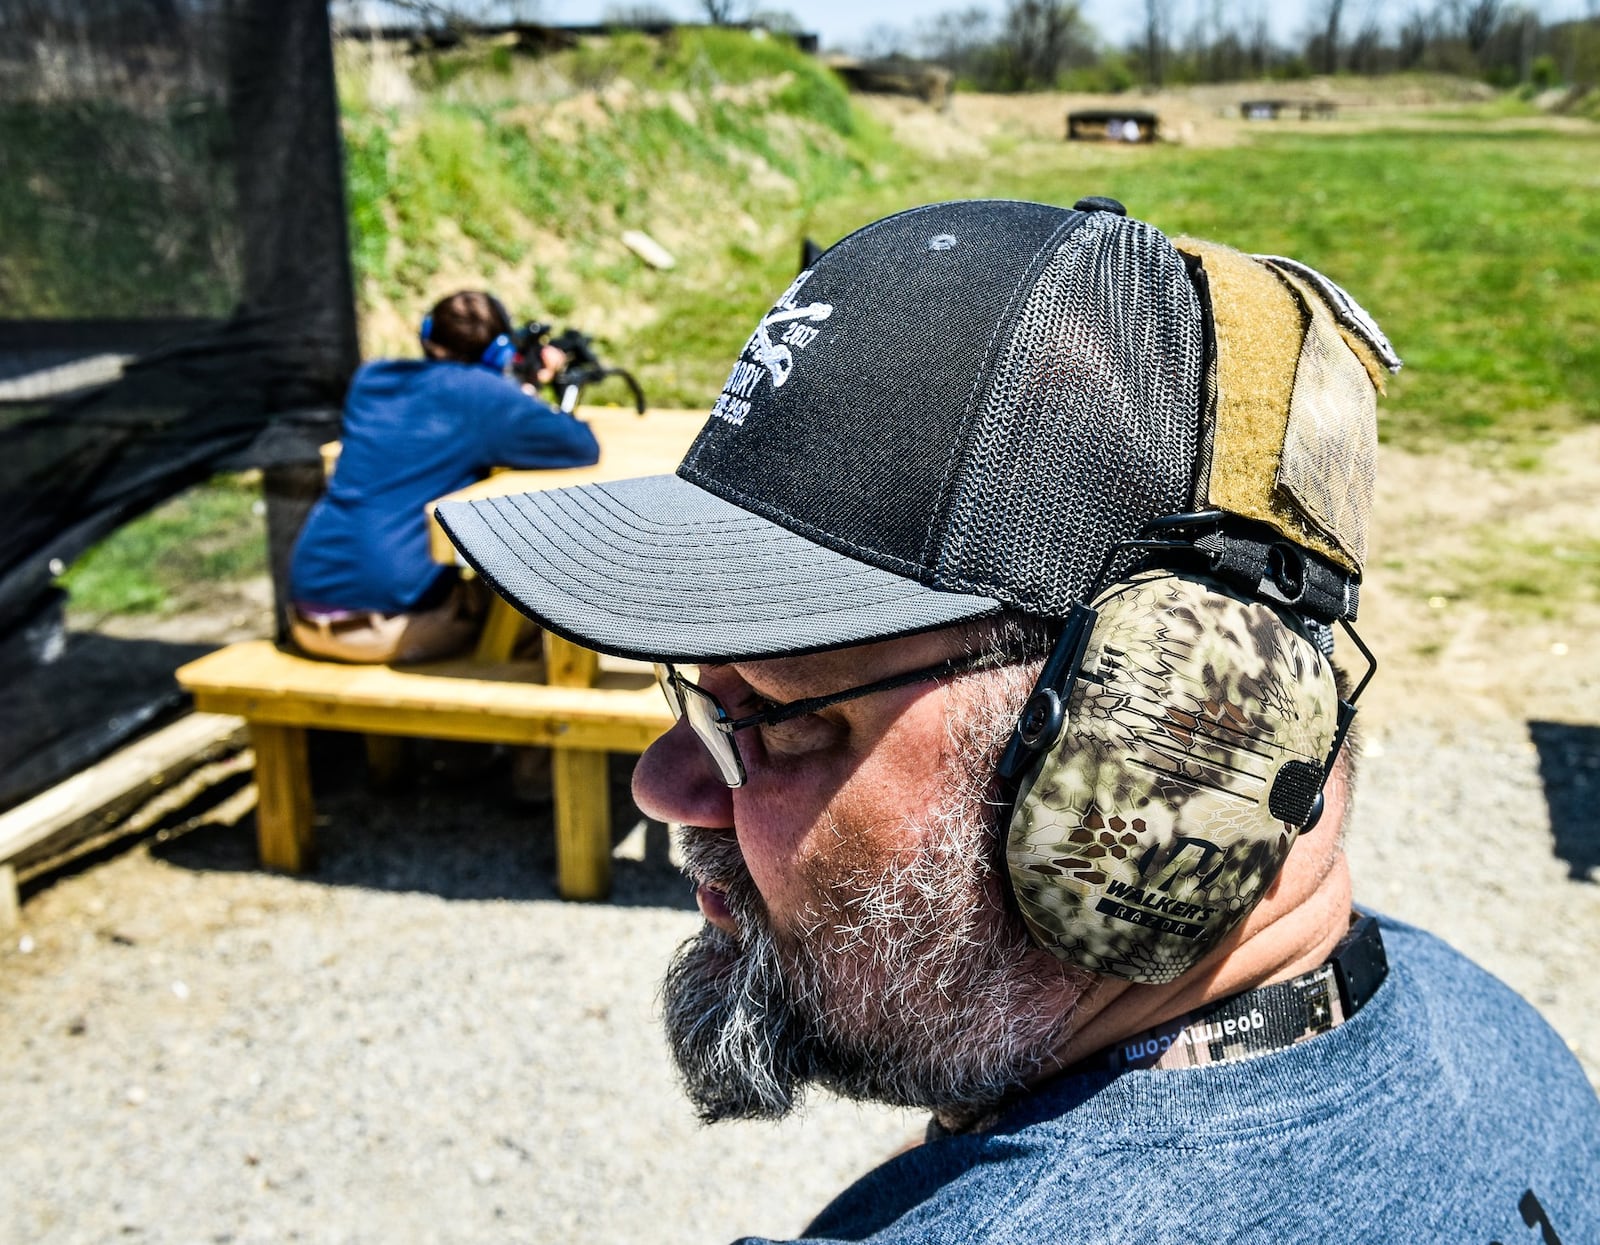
{"left": 747, "top": 918, "right": 1600, "bottom": 1244}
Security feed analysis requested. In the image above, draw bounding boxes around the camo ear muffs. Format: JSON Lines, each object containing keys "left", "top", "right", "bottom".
{"left": 1004, "top": 568, "right": 1338, "bottom": 985}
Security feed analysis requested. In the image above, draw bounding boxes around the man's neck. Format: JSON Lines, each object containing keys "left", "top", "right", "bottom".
{"left": 928, "top": 848, "right": 1355, "bottom": 1138}
{"left": 1052, "top": 846, "right": 1354, "bottom": 1075}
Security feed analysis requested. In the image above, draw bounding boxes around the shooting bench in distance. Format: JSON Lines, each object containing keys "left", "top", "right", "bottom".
{"left": 1065, "top": 109, "right": 1159, "bottom": 143}
{"left": 1239, "top": 98, "right": 1337, "bottom": 120}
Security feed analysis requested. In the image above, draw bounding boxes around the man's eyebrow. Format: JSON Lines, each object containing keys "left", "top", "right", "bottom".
{"left": 729, "top": 659, "right": 839, "bottom": 704}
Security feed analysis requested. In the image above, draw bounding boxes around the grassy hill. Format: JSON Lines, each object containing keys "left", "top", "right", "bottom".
{"left": 339, "top": 29, "right": 894, "bottom": 407}
{"left": 342, "top": 38, "right": 1599, "bottom": 454}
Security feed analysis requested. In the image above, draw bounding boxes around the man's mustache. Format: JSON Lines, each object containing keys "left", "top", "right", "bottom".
{"left": 674, "top": 825, "right": 767, "bottom": 935}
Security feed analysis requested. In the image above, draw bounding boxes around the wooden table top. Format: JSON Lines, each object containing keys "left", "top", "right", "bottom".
{"left": 427, "top": 406, "right": 706, "bottom": 564}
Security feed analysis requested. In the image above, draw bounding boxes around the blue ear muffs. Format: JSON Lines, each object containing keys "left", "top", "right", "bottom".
{"left": 480, "top": 293, "right": 515, "bottom": 372}
{"left": 480, "top": 333, "right": 516, "bottom": 373}
{"left": 419, "top": 295, "right": 515, "bottom": 372}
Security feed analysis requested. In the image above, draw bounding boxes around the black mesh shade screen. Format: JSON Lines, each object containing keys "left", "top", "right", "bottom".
{"left": 0, "top": 0, "right": 357, "bottom": 809}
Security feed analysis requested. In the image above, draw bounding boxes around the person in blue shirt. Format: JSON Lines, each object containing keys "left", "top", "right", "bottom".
{"left": 288, "top": 290, "right": 598, "bottom": 663}
{"left": 438, "top": 200, "right": 1600, "bottom": 1242}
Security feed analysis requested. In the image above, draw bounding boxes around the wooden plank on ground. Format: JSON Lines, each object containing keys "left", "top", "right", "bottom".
{"left": 0, "top": 864, "right": 17, "bottom": 933}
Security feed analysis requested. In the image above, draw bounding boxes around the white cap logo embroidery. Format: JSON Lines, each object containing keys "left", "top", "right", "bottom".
{"left": 711, "top": 271, "right": 833, "bottom": 427}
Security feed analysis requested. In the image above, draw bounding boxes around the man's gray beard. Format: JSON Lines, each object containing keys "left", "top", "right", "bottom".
{"left": 660, "top": 669, "right": 1092, "bottom": 1124}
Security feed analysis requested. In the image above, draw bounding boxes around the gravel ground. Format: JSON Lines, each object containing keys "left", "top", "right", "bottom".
{"left": 2, "top": 714, "right": 1597, "bottom": 1244}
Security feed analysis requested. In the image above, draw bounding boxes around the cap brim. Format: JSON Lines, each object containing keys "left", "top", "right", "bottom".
{"left": 435, "top": 475, "right": 1002, "bottom": 662}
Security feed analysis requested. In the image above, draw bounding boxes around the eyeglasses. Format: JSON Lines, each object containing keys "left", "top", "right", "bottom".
{"left": 653, "top": 649, "right": 1015, "bottom": 788}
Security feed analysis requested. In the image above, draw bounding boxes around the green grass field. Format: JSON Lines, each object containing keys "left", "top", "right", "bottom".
{"left": 340, "top": 39, "right": 1599, "bottom": 453}
{"left": 617, "top": 117, "right": 1600, "bottom": 455}
{"left": 57, "top": 34, "right": 1600, "bottom": 619}
{"left": 59, "top": 474, "right": 266, "bottom": 618}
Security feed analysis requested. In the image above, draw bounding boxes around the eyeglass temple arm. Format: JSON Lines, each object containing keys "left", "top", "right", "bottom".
{"left": 719, "top": 650, "right": 1007, "bottom": 732}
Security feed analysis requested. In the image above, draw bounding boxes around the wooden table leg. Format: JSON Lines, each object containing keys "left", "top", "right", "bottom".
{"left": 473, "top": 596, "right": 527, "bottom": 663}
{"left": 249, "top": 723, "right": 316, "bottom": 873}
{"left": 552, "top": 749, "right": 611, "bottom": 900}
{"left": 543, "top": 634, "right": 610, "bottom": 900}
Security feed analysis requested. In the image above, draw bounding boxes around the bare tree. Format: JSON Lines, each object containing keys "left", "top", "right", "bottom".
{"left": 1395, "top": 5, "right": 1432, "bottom": 69}
{"left": 1459, "top": 0, "right": 1502, "bottom": 53}
{"left": 1245, "top": 6, "right": 1272, "bottom": 76}
{"left": 1305, "top": 0, "right": 1343, "bottom": 73}
{"left": 1143, "top": 0, "right": 1170, "bottom": 86}
{"left": 603, "top": 3, "right": 676, "bottom": 23}
{"left": 747, "top": 7, "right": 803, "bottom": 35}
{"left": 856, "top": 21, "right": 911, "bottom": 58}
{"left": 1347, "top": 14, "right": 1385, "bottom": 72}
{"left": 992, "top": 0, "right": 1090, "bottom": 90}
{"left": 914, "top": 6, "right": 996, "bottom": 80}
{"left": 701, "top": 0, "right": 742, "bottom": 24}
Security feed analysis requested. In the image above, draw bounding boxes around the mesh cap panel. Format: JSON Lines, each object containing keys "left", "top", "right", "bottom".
{"left": 937, "top": 214, "right": 1204, "bottom": 613}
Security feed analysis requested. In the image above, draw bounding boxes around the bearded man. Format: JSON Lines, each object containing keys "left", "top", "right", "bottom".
{"left": 440, "top": 198, "right": 1600, "bottom": 1243}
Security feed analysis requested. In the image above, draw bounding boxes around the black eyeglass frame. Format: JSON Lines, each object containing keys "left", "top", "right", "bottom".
{"left": 655, "top": 648, "right": 1018, "bottom": 788}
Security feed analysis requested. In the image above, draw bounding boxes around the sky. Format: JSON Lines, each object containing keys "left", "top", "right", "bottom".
{"left": 523, "top": 0, "right": 1598, "bottom": 53}
{"left": 534, "top": 0, "right": 1315, "bottom": 50}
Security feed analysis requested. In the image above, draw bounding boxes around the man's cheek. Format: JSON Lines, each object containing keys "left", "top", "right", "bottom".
{"left": 730, "top": 782, "right": 842, "bottom": 921}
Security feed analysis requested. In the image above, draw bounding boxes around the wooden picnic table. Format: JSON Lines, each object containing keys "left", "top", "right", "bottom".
{"left": 425, "top": 406, "right": 706, "bottom": 895}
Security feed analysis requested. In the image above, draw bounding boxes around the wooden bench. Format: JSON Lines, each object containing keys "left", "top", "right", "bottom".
{"left": 175, "top": 640, "right": 672, "bottom": 900}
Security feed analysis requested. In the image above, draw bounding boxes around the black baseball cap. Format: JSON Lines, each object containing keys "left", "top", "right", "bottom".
{"left": 437, "top": 197, "right": 1207, "bottom": 662}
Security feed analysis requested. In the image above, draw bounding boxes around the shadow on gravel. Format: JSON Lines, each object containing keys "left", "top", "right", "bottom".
{"left": 1528, "top": 720, "right": 1600, "bottom": 882}
{"left": 152, "top": 735, "right": 698, "bottom": 911}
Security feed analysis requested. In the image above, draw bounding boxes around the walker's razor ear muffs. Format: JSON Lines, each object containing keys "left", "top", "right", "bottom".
{"left": 999, "top": 568, "right": 1339, "bottom": 984}
{"left": 419, "top": 293, "right": 517, "bottom": 372}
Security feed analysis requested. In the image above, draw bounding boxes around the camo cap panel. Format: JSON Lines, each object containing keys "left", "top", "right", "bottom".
{"left": 1256, "top": 253, "right": 1402, "bottom": 387}
{"left": 1177, "top": 238, "right": 1388, "bottom": 572}
{"left": 1007, "top": 570, "right": 1338, "bottom": 984}
{"left": 1273, "top": 267, "right": 1380, "bottom": 568}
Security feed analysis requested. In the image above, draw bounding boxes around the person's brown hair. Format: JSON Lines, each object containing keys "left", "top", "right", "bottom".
{"left": 421, "top": 290, "right": 511, "bottom": 363}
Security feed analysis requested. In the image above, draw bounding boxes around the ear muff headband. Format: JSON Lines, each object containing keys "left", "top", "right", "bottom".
{"left": 480, "top": 292, "right": 515, "bottom": 371}
{"left": 1003, "top": 568, "right": 1338, "bottom": 984}
{"left": 480, "top": 333, "right": 516, "bottom": 373}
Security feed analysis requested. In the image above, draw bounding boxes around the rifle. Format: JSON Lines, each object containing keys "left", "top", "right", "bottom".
{"left": 512, "top": 321, "right": 647, "bottom": 416}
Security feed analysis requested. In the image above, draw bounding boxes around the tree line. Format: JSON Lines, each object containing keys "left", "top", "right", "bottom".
{"left": 324, "top": 0, "right": 1599, "bottom": 93}
{"left": 853, "top": 0, "right": 1599, "bottom": 93}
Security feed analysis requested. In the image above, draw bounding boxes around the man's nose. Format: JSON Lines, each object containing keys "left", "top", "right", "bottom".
{"left": 632, "top": 718, "right": 734, "bottom": 829}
